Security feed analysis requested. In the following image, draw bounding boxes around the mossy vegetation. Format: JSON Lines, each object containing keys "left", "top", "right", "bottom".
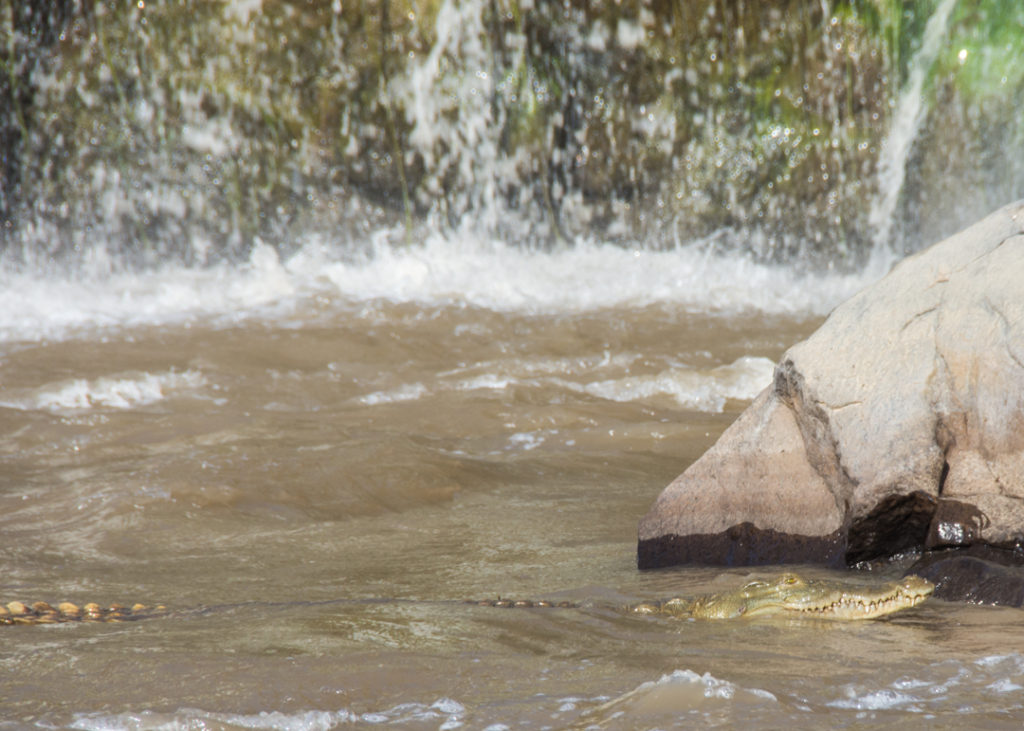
{"left": 904, "top": 0, "right": 1024, "bottom": 250}
{"left": 0, "top": 0, "right": 1021, "bottom": 268}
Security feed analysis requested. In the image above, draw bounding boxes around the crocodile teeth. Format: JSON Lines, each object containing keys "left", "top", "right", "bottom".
{"left": 806, "top": 589, "right": 925, "bottom": 617}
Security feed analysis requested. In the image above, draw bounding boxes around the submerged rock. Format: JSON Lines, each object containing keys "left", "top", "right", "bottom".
{"left": 639, "top": 200, "right": 1024, "bottom": 571}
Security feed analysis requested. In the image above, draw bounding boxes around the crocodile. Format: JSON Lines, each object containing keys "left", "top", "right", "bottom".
{"left": 0, "top": 573, "right": 933, "bottom": 626}
{"left": 476, "top": 573, "right": 934, "bottom": 619}
{"left": 634, "top": 573, "right": 935, "bottom": 619}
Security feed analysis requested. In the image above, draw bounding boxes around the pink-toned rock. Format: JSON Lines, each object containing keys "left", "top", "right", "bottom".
{"left": 639, "top": 200, "right": 1024, "bottom": 569}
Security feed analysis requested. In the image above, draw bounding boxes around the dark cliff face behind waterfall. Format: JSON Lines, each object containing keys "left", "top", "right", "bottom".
{"left": 0, "top": 0, "right": 1022, "bottom": 270}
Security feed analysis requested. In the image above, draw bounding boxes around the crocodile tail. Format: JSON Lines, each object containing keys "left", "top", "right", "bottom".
{"left": 0, "top": 601, "right": 167, "bottom": 625}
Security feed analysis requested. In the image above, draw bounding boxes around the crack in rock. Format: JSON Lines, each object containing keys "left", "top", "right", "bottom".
{"left": 815, "top": 399, "right": 863, "bottom": 411}
{"left": 900, "top": 305, "right": 939, "bottom": 334}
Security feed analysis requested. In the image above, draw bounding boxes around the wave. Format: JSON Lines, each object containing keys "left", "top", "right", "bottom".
{"left": 359, "top": 355, "right": 775, "bottom": 414}
{"left": 826, "top": 652, "right": 1024, "bottom": 713}
{"left": 0, "top": 369, "right": 207, "bottom": 412}
{"left": 0, "top": 230, "right": 896, "bottom": 344}
{"left": 577, "top": 355, "right": 775, "bottom": 412}
{"left": 70, "top": 698, "right": 465, "bottom": 730}
{"left": 65, "top": 671, "right": 778, "bottom": 730}
{"left": 64, "top": 655, "right": 1024, "bottom": 730}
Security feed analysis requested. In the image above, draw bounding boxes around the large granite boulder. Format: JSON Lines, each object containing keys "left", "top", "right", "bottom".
{"left": 639, "top": 200, "right": 1024, "bottom": 570}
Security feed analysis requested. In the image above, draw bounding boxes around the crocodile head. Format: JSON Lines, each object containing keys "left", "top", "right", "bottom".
{"left": 684, "top": 573, "right": 934, "bottom": 620}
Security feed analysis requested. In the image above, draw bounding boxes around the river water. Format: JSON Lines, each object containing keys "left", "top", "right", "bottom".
{"left": 2, "top": 234, "right": 1024, "bottom": 729}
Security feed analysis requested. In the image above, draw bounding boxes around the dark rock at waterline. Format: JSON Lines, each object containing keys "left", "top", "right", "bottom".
{"left": 637, "top": 522, "right": 848, "bottom": 569}
{"left": 907, "top": 546, "right": 1024, "bottom": 606}
{"left": 639, "top": 200, "right": 1024, "bottom": 571}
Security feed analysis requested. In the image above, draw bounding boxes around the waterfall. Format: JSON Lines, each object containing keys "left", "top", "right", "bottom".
{"left": 1, "top": 0, "right": 1018, "bottom": 271}
{"left": 868, "top": 0, "right": 959, "bottom": 251}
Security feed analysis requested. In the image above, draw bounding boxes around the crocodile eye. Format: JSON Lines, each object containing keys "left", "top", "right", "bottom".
{"left": 783, "top": 575, "right": 798, "bottom": 585}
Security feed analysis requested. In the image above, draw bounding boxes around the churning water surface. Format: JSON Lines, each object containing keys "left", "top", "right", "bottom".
{"left": 5, "top": 0, "right": 1024, "bottom": 724}
{"left": 2, "top": 233, "right": 1024, "bottom": 729}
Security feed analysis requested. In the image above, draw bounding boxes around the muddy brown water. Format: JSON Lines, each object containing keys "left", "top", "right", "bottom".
{"left": 2, "top": 299, "right": 1023, "bottom": 729}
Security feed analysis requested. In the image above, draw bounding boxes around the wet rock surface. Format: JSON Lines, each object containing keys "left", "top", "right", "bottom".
{"left": 640, "top": 200, "right": 1024, "bottom": 577}
{"left": 906, "top": 546, "right": 1024, "bottom": 606}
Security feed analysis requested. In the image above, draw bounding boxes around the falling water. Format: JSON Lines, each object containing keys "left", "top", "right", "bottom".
{"left": 8, "top": 0, "right": 1018, "bottom": 270}
{"left": 868, "top": 0, "right": 960, "bottom": 250}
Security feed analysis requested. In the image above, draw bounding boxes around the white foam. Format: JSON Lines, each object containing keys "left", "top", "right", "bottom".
{"left": 359, "top": 382, "right": 429, "bottom": 406}
{"left": 306, "top": 229, "right": 893, "bottom": 315}
{"left": 657, "top": 669, "right": 777, "bottom": 703}
{"left": 508, "top": 431, "right": 546, "bottom": 451}
{"left": 2, "top": 369, "right": 207, "bottom": 412}
{"left": 829, "top": 688, "right": 920, "bottom": 711}
{"left": 71, "top": 698, "right": 465, "bottom": 731}
{"left": 587, "top": 669, "right": 777, "bottom": 719}
{"left": 0, "top": 231, "right": 893, "bottom": 345}
{"left": 986, "top": 678, "right": 1024, "bottom": 693}
{"left": 356, "top": 355, "right": 773, "bottom": 415}
{"left": 578, "top": 356, "right": 774, "bottom": 412}
{"left": 70, "top": 708, "right": 354, "bottom": 731}
{"left": 827, "top": 653, "right": 1024, "bottom": 714}
{"left": 0, "top": 242, "right": 295, "bottom": 343}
